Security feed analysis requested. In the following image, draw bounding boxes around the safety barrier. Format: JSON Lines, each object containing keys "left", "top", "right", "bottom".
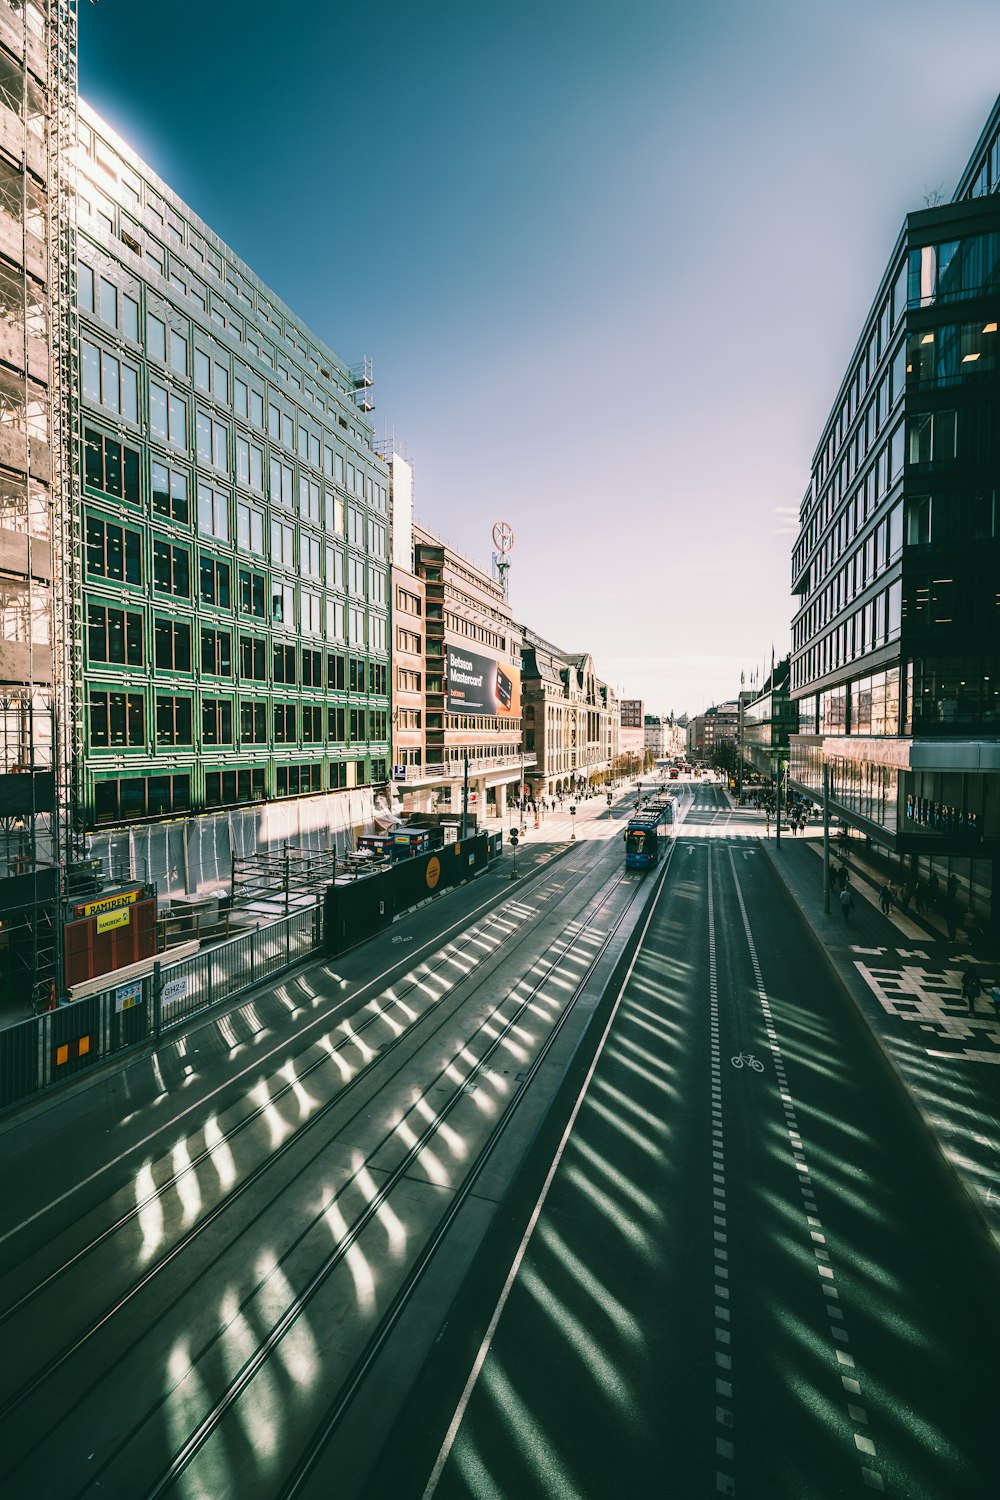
{"left": 0, "top": 902, "right": 322, "bottom": 1113}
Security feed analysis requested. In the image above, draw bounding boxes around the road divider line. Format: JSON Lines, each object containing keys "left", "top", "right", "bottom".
{"left": 727, "top": 848, "right": 884, "bottom": 1494}
{"left": 708, "top": 845, "right": 736, "bottom": 1495}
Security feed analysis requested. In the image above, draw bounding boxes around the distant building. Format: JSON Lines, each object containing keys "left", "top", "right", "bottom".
{"left": 620, "top": 697, "right": 645, "bottom": 766}
{"left": 520, "top": 632, "right": 619, "bottom": 797}
{"left": 688, "top": 702, "right": 739, "bottom": 762}
{"left": 738, "top": 659, "right": 798, "bottom": 784}
{"left": 400, "top": 521, "right": 526, "bottom": 823}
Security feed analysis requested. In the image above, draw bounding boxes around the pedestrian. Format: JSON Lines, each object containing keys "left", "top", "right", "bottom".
{"left": 837, "top": 865, "right": 849, "bottom": 893}
{"left": 927, "top": 872, "right": 940, "bottom": 911}
{"left": 911, "top": 879, "right": 923, "bottom": 915}
{"left": 961, "top": 965, "right": 980, "bottom": 1016}
{"left": 945, "top": 898, "right": 959, "bottom": 942}
{"left": 899, "top": 881, "right": 912, "bottom": 915}
{"left": 840, "top": 885, "right": 854, "bottom": 922}
{"left": 879, "top": 883, "right": 892, "bottom": 916}
{"left": 991, "top": 980, "right": 1000, "bottom": 1020}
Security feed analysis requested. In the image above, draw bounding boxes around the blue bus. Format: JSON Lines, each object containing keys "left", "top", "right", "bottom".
{"left": 625, "top": 809, "right": 667, "bottom": 870}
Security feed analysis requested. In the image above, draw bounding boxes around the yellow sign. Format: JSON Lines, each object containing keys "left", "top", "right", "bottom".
{"left": 96, "top": 908, "right": 130, "bottom": 933}
{"left": 425, "top": 856, "right": 441, "bottom": 890}
{"left": 80, "top": 890, "right": 138, "bottom": 919}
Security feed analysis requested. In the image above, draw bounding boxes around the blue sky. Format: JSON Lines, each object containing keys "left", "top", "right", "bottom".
{"left": 80, "top": 0, "right": 1000, "bottom": 716}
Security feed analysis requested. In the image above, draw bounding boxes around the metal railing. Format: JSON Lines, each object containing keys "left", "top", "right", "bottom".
{"left": 0, "top": 900, "right": 322, "bottom": 1112}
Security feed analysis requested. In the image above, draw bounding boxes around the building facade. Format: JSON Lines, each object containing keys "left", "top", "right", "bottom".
{"left": 789, "top": 94, "right": 1000, "bottom": 925}
{"left": 75, "top": 101, "right": 391, "bottom": 896}
{"left": 687, "top": 702, "right": 739, "bottom": 763}
{"left": 393, "top": 520, "right": 526, "bottom": 823}
{"left": 620, "top": 696, "right": 645, "bottom": 766}
{"left": 520, "top": 630, "right": 619, "bottom": 797}
{"left": 738, "top": 658, "right": 798, "bottom": 784}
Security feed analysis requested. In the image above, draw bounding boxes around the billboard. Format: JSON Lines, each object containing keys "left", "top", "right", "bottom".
{"left": 446, "top": 644, "right": 521, "bottom": 718}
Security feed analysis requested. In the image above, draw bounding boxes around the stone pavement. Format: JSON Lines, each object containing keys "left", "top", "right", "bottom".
{"left": 758, "top": 828, "right": 1000, "bottom": 1252}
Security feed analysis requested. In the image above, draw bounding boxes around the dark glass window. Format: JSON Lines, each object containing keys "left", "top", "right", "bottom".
{"left": 239, "top": 634, "right": 266, "bottom": 681}
{"left": 155, "top": 695, "right": 193, "bottom": 745}
{"left": 153, "top": 538, "right": 190, "bottom": 597}
{"left": 88, "top": 689, "right": 145, "bottom": 748}
{"left": 151, "top": 459, "right": 190, "bottom": 523}
{"left": 328, "top": 705, "right": 346, "bottom": 741}
{"left": 202, "top": 697, "right": 233, "bottom": 746}
{"left": 273, "top": 642, "right": 296, "bottom": 684}
{"left": 83, "top": 427, "right": 140, "bottom": 505}
{"left": 327, "top": 654, "right": 345, "bottom": 690}
{"left": 200, "top": 627, "right": 232, "bottom": 676}
{"left": 273, "top": 703, "right": 297, "bottom": 743}
{"left": 153, "top": 616, "right": 191, "bottom": 671}
{"left": 87, "top": 601, "right": 143, "bottom": 666}
{"left": 240, "top": 699, "right": 267, "bottom": 743}
{"left": 199, "top": 555, "right": 231, "bottom": 609}
{"left": 238, "top": 566, "right": 266, "bottom": 618}
{"left": 85, "top": 515, "right": 142, "bottom": 585}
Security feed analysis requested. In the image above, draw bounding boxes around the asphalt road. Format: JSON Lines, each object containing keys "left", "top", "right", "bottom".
{"left": 373, "top": 785, "right": 1000, "bottom": 1500}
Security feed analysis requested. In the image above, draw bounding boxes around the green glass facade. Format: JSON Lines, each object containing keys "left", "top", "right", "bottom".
{"left": 75, "top": 103, "right": 389, "bottom": 835}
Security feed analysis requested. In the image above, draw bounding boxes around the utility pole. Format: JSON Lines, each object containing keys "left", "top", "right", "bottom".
{"left": 776, "top": 762, "right": 782, "bottom": 848}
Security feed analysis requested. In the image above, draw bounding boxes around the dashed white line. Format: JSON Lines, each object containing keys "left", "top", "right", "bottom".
{"left": 727, "top": 848, "right": 884, "bottom": 1493}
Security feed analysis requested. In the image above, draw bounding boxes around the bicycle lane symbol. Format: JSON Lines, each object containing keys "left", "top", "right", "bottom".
{"left": 731, "top": 1052, "right": 764, "bottom": 1072}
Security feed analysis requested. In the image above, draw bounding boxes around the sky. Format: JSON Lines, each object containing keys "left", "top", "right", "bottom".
{"left": 79, "top": 0, "right": 1000, "bottom": 717}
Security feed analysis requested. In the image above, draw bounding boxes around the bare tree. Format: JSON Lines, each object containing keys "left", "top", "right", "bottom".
{"left": 922, "top": 183, "right": 946, "bottom": 208}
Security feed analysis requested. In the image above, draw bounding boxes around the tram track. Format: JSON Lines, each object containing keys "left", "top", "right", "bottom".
{"left": 0, "top": 840, "right": 595, "bottom": 1327}
{"left": 1, "top": 845, "right": 648, "bottom": 1494}
{"left": 150, "top": 846, "right": 676, "bottom": 1500}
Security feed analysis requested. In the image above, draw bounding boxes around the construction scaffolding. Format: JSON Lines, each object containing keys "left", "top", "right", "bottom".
{"left": 231, "top": 845, "right": 343, "bottom": 917}
{"left": 0, "top": 0, "right": 77, "bottom": 1006}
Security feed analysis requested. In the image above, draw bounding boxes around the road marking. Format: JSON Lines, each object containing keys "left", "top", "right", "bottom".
{"left": 707, "top": 845, "right": 736, "bottom": 1497}
{"left": 727, "top": 848, "right": 884, "bottom": 1493}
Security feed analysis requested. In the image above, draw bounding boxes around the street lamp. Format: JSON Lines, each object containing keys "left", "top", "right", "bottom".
{"left": 569, "top": 801, "right": 577, "bottom": 839}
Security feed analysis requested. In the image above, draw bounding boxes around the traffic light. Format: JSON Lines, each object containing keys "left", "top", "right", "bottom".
{"left": 509, "top": 830, "right": 519, "bottom": 847}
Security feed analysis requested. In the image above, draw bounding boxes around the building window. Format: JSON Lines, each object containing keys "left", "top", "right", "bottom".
{"left": 271, "top": 518, "right": 295, "bottom": 569}
{"left": 328, "top": 705, "right": 346, "bottom": 742}
{"left": 237, "top": 500, "right": 265, "bottom": 555}
{"left": 197, "top": 482, "right": 230, "bottom": 542}
{"left": 82, "top": 340, "right": 139, "bottom": 423}
{"left": 154, "top": 616, "right": 191, "bottom": 671}
{"left": 238, "top": 567, "right": 266, "bottom": 619}
{"left": 205, "top": 767, "right": 266, "bottom": 808}
{"left": 271, "top": 581, "right": 295, "bottom": 627}
{"left": 151, "top": 459, "right": 190, "bottom": 524}
{"left": 89, "top": 689, "right": 145, "bottom": 748}
{"left": 94, "top": 774, "right": 190, "bottom": 825}
{"left": 86, "top": 515, "right": 142, "bottom": 586}
{"left": 328, "top": 653, "right": 346, "bottom": 691}
{"left": 200, "top": 626, "right": 232, "bottom": 677}
{"left": 202, "top": 697, "right": 233, "bottom": 746}
{"left": 301, "top": 648, "right": 322, "bottom": 687}
{"left": 273, "top": 702, "right": 297, "bottom": 744}
{"left": 196, "top": 407, "right": 229, "bottom": 472}
{"left": 87, "top": 601, "right": 143, "bottom": 666}
{"left": 152, "top": 538, "right": 190, "bottom": 598}
{"left": 84, "top": 427, "right": 140, "bottom": 505}
{"left": 155, "top": 694, "right": 193, "bottom": 746}
{"left": 199, "top": 554, "right": 231, "bottom": 609}
{"left": 302, "top": 704, "right": 323, "bottom": 743}
{"left": 240, "top": 700, "right": 267, "bottom": 743}
{"left": 149, "top": 381, "right": 188, "bottom": 449}
{"left": 273, "top": 642, "right": 296, "bottom": 684}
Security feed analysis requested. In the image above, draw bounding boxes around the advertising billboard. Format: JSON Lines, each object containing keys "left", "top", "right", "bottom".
{"left": 446, "top": 644, "right": 521, "bottom": 718}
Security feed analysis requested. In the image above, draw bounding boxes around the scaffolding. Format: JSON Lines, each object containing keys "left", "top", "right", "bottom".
{"left": 0, "top": 1, "right": 77, "bottom": 1007}
{"left": 231, "top": 844, "right": 343, "bottom": 916}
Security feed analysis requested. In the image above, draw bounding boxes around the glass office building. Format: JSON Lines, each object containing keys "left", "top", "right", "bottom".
{"left": 789, "top": 94, "right": 1000, "bottom": 924}
{"left": 75, "top": 101, "right": 389, "bottom": 891}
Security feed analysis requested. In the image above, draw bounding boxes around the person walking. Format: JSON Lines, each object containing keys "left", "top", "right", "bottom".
{"left": 837, "top": 865, "right": 849, "bottom": 894}
{"left": 879, "top": 883, "right": 893, "bottom": 916}
{"left": 945, "top": 898, "right": 959, "bottom": 942}
{"left": 990, "top": 980, "right": 1000, "bottom": 1020}
{"left": 839, "top": 885, "right": 854, "bottom": 922}
{"left": 961, "top": 965, "right": 980, "bottom": 1016}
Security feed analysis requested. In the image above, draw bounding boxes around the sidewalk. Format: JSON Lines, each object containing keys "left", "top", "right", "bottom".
{"left": 760, "top": 831, "right": 1000, "bottom": 1251}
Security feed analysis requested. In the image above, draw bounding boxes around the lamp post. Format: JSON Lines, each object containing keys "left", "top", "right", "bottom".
{"left": 569, "top": 801, "right": 577, "bottom": 839}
